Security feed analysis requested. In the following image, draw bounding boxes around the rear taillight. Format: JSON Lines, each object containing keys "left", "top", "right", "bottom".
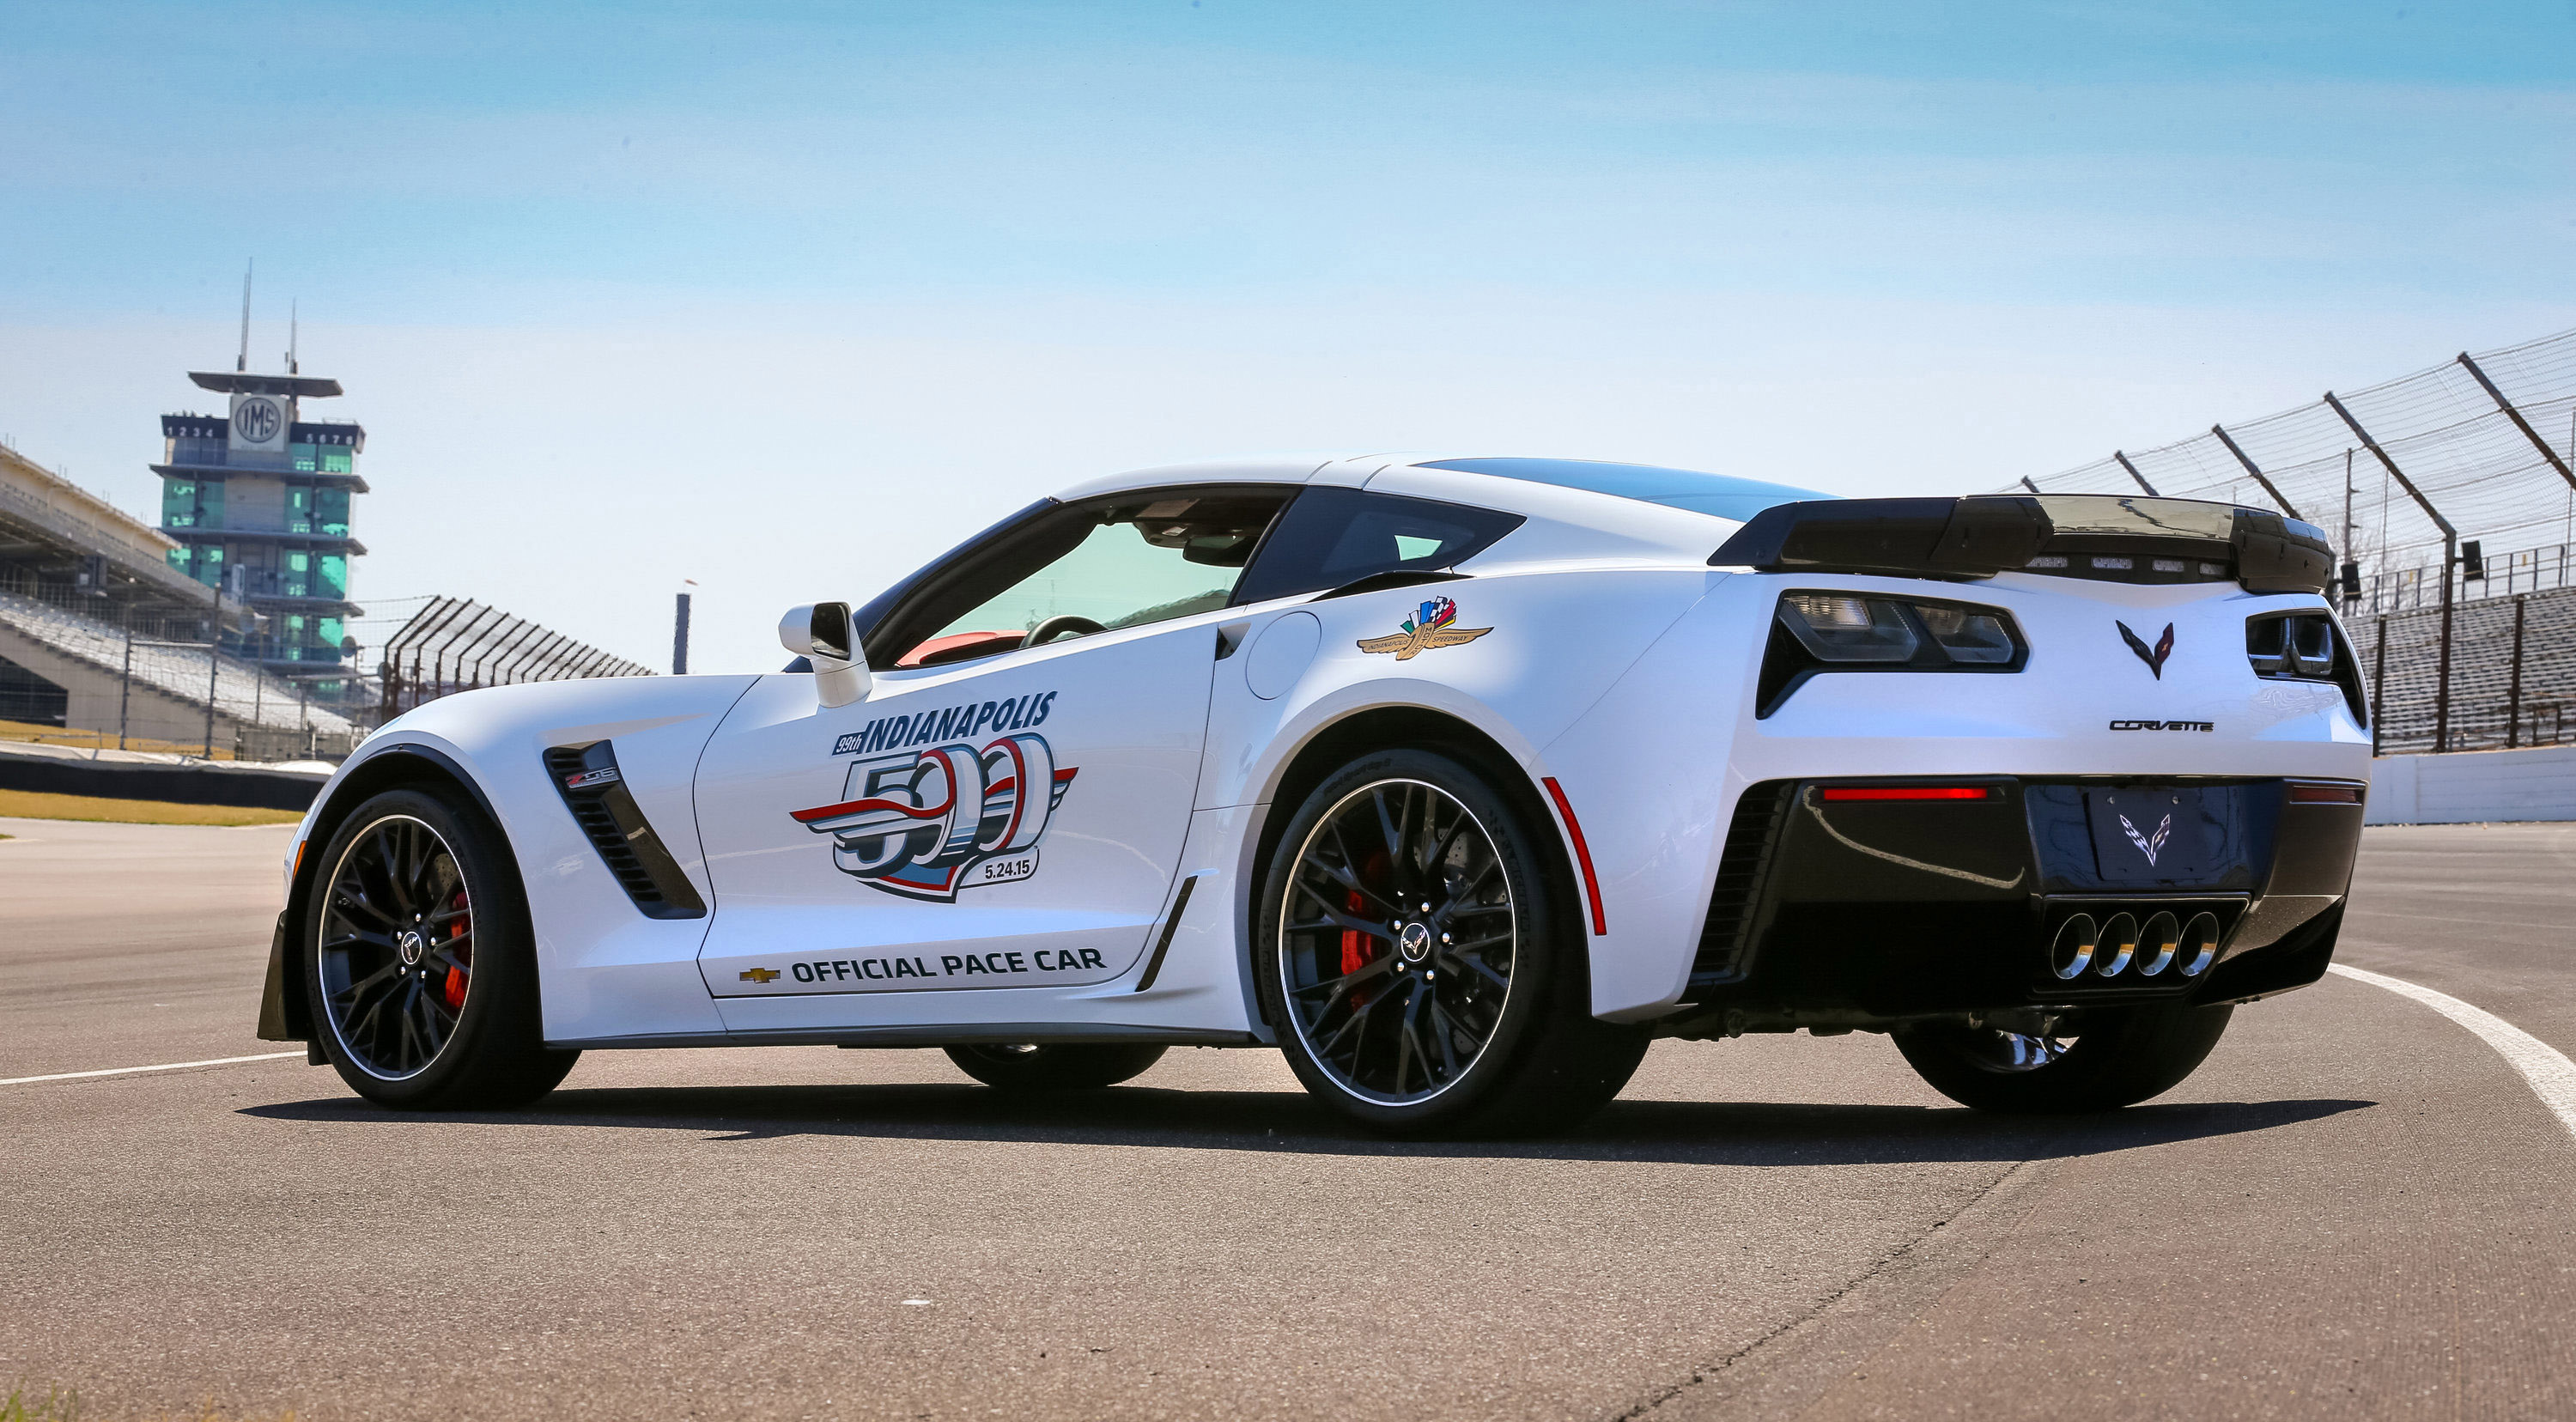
{"left": 1758, "top": 592, "right": 2027, "bottom": 716}
{"left": 2246, "top": 611, "right": 2368, "bottom": 728}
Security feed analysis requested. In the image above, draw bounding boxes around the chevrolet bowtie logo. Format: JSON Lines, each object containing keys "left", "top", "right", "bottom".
{"left": 738, "top": 968, "right": 781, "bottom": 983}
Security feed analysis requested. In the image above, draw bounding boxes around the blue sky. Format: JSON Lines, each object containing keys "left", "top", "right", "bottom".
{"left": 3, "top": 2, "right": 2572, "bottom": 670}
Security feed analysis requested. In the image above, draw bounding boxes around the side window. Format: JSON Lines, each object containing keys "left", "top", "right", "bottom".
{"left": 866, "top": 489, "right": 1291, "bottom": 669}
{"left": 1231, "top": 488, "right": 1524, "bottom": 606}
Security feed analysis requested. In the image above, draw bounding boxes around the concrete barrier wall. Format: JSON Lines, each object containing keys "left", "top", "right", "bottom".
{"left": 2367, "top": 744, "right": 2576, "bottom": 824}
{"left": 0, "top": 742, "right": 325, "bottom": 811}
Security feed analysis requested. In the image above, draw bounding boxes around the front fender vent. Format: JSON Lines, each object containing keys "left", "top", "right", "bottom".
{"left": 1688, "top": 780, "right": 1795, "bottom": 992}
{"left": 544, "top": 741, "right": 708, "bottom": 920}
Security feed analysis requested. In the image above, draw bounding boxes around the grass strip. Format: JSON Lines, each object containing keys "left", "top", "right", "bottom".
{"left": 0, "top": 788, "right": 301, "bottom": 827}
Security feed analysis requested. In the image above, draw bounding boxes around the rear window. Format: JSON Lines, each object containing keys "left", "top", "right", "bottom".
{"left": 1232, "top": 488, "right": 1523, "bottom": 605}
{"left": 1416, "top": 457, "right": 1828, "bottom": 523}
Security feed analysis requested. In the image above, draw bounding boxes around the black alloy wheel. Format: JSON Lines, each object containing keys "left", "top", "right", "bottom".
{"left": 1255, "top": 748, "right": 1648, "bottom": 1138}
{"left": 1278, "top": 777, "right": 1516, "bottom": 1105}
{"left": 304, "top": 787, "right": 578, "bottom": 1109}
{"left": 316, "top": 812, "right": 474, "bottom": 1079}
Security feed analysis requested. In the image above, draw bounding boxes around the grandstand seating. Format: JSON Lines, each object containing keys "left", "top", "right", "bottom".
{"left": 0, "top": 586, "right": 355, "bottom": 736}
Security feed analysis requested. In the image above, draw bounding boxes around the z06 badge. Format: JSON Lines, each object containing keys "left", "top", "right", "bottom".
{"left": 790, "top": 732, "right": 1078, "bottom": 902}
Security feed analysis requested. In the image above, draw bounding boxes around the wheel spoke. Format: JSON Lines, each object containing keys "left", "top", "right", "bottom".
{"left": 1370, "top": 790, "right": 1409, "bottom": 886}
{"left": 1443, "top": 949, "right": 1510, "bottom": 993}
{"left": 1424, "top": 991, "right": 1465, "bottom": 1080}
{"left": 1296, "top": 855, "right": 1406, "bottom": 921}
{"left": 1289, "top": 953, "right": 1394, "bottom": 1002}
{"left": 330, "top": 887, "right": 396, "bottom": 928}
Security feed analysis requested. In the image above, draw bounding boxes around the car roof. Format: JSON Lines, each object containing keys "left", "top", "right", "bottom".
{"left": 1054, "top": 453, "right": 1831, "bottom": 526}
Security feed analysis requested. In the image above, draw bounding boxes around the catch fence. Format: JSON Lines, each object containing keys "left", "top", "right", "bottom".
{"left": 2014, "top": 326, "right": 2576, "bottom": 752}
{"left": 374, "top": 595, "right": 655, "bottom": 720}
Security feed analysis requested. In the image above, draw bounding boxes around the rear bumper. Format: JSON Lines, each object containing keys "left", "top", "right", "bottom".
{"left": 1667, "top": 774, "right": 2363, "bottom": 1025}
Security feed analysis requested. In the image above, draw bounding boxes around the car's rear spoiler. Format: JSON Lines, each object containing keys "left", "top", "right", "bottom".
{"left": 1709, "top": 495, "right": 2333, "bottom": 595}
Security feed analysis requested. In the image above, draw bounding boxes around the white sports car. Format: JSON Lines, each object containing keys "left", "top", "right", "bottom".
{"left": 258, "top": 455, "right": 2370, "bottom": 1135}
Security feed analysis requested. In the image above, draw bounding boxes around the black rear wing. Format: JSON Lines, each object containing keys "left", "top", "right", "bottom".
{"left": 1710, "top": 495, "right": 2332, "bottom": 595}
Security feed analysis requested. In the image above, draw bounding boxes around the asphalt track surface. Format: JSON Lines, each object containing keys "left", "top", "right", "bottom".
{"left": 3, "top": 813, "right": 2572, "bottom": 1421}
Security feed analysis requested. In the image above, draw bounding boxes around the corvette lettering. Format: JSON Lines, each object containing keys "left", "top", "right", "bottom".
{"left": 832, "top": 692, "right": 1054, "bottom": 757}
{"left": 791, "top": 729, "right": 1078, "bottom": 902}
{"left": 2108, "top": 720, "right": 2215, "bottom": 732}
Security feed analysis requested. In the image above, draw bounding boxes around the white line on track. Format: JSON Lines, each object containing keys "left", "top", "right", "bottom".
{"left": 0, "top": 1051, "right": 304, "bottom": 1087}
{"left": 2330, "top": 963, "right": 2576, "bottom": 1139}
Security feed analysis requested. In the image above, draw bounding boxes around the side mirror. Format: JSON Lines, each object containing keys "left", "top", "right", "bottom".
{"left": 779, "top": 601, "right": 871, "bottom": 708}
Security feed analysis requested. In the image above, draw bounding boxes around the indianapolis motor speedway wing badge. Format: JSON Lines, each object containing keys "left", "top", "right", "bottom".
{"left": 1357, "top": 596, "right": 1492, "bottom": 660}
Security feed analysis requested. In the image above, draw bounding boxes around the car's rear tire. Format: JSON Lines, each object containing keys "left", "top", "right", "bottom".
{"left": 1891, "top": 1001, "right": 2233, "bottom": 1114}
{"left": 943, "top": 1042, "right": 1168, "bottom": 1090}
{"left": 1254, "top": 748, "right": 1648, "bottom": 1139}
{"left": 302, "top": 787, "right": 579, "bottom": 1110}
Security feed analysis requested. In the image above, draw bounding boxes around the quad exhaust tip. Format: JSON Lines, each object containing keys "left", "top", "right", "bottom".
{"left": 2050, "top": 908, "right": 2222, "bottom": 982}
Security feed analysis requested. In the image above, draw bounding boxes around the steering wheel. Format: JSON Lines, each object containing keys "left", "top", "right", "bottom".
{"left": 1024, "top": 614, "right": 1106, "bottom": 647}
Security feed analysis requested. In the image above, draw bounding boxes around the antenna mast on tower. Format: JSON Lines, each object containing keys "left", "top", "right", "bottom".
{"left": 288, "top": 300, "right": 299, "bottom": 374}
{"left": 236, "top": 259, "right": 253, "bottom": 373}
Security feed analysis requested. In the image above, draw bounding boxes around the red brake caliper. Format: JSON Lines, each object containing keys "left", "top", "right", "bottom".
{"left": 441, "top": 888, "right": 471, "bottom": 1012}
{"left": 1339, "top": 890, "right": 1370, "bottom": 976}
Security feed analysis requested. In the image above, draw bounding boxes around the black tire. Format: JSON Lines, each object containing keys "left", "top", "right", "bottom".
{"left": 302, "top": 787, "right": 579, "bottom": 1110}
{"left": 944, "top": 1042, "right": 1168, "bottom": 1090}
{"left": 1253, "top": 748, "right": 1648, "bottom": 1139}
{"left": 1892, "top": 1001, "right": 2234, "bottom": 1114}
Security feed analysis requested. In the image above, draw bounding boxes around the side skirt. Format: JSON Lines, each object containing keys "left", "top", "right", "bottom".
{"left": 553, "top": 1024, "right": 1265, "bottom": 1050}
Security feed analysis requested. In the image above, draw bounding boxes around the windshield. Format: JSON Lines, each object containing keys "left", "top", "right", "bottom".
{"left": 1415, "top": 457, "right": 1830, "bottom": 523}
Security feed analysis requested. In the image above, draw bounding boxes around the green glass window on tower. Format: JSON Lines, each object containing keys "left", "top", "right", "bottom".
{"left": 161, "top": 479, "right": 197, "bottom": 528}
{"left": 287, "top": 486, "right": 313, "bottom": 534}
{"left": 197, "top": 478, "right": 226, "bottom": 531}
{"left": 167, "top": 547, "right": 191, "bottom": 574}
{"left": 316, "top": 554, "right": 347, "bottom": 600}
{"left": 290, "top": 442, "right": 319, "bottom": 473}
{"left": 284, "top": 550, "right": 311, "bottom": 598}
{"left": 315, "top": 486, "right": 349, "bottom": 537}
{"left": 321, "top": 448, "right": 353, "bottom": 473}
{"left": 193, "top": 545, "right": 225, "bottom": 588}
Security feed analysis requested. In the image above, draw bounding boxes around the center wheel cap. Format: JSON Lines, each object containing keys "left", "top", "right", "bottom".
{"left": 397, "top": 930, "right": 426, "bottom": 966}
{"left": 1396, "top": 921, "right": 1433, "bottom": 963}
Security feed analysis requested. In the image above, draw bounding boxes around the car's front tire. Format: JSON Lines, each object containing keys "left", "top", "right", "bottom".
{"left": 1891, "top": 1001, "right": 2233, "bottom": 1114}
{"left": 1253, "top": 749, "right": 1648, "bottom": 1139}
{"left": 944, "top": 1043, "right": 1168, "bottom": 1090}
{"left": 302, "top": 787, "right": 578, "bottom": 1110}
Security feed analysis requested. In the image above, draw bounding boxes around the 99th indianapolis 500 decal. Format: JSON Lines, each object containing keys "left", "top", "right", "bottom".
{"left": 788, "top": 693, "right": 1078, "bottom": 902}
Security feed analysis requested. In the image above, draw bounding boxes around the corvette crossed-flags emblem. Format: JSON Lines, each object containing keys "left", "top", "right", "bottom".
{"left": 2119, "top": 812, "right": 2172, "bottom": 866}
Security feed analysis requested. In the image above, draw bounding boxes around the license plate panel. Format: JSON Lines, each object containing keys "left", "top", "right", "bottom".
{"left": 2085, "top": 786, "right": 2231, "bottom": 885}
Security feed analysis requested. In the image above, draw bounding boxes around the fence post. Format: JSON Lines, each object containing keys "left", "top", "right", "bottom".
{"left": 2507, "top": 596, "right": 2527, "bottom": 749}
{"left": 117, "top": 630, "right": 133, "bottom": 751}
{"left": 2210, "top": 423, "right": 2306, "bottom": 521}
{"left": 2112, "top": 451, "right": 2160, "bottom": 496}
{"left": 2458, "top": 352, "right": 2576, "bottom": 490}
{"left": 204, "top": 647, "right": 218, "bottom": 758}
{"left": 2438, "top": 539, "right": 2457, "bottom": 751}
{"left": 2372, "top": 616, "right": 2387, "bottom": 758}
{"left": 2327, "top": 392, "right": 2460, "bottom": 753}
